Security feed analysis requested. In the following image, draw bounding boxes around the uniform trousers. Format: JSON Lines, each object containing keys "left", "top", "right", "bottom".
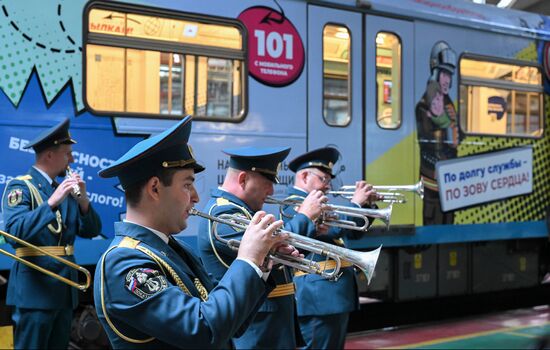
{"left": 13, "top": 306, "right": 72, "bottom": 349}
{"left": 299, "top": 312, "right": 349, "bottom": 349}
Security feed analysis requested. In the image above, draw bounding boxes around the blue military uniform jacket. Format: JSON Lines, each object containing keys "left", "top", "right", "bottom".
{"left": 282, "top": 187, "right": 374, "bottom": 317}
{"left": 1, "top": 167, "right": 101, "bottom": 310}
{"left": 198, "top": 188, "right": 315, "bottom": 349}
{"left": 95, "top": 221, "right": 273, "bottom": 349}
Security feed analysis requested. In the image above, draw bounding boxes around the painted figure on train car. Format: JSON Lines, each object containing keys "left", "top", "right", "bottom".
{"left": 415, "top": 41, "right": 461, "bottom": 225}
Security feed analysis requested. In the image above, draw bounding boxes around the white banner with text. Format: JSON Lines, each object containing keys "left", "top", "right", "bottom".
{"left": 436, "top": 147, "right": 533, "bottom": 212}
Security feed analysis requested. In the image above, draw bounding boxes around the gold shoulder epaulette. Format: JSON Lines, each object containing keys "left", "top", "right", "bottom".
{"left": 118, "top": 236, "right": 141, "bottom": 249}
{"left": 15, "top": 175, "right": 32, "bottom": 181}
{"left": 216, "top": 197, "right": 231, "bottom": 206}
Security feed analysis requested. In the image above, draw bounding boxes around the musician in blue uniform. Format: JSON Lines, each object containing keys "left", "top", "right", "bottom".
{"left": 1, "top": 118, "right": 102, "bottom": 349}
{"left": 94, "top": 116, "right": 298, "bottom": 349}
{"left": 283, "top": 147, "right": 379, "bottom": 349}
{"left": 197, "top": 147, "right": 326, "bottom": 349}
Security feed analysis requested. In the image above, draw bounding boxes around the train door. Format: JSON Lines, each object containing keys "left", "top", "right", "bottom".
{"left": 364, "top": 16, "right": 416, "bottom": 227}
{"left": 307, "top": 5, "right": 363, "bottom": 188}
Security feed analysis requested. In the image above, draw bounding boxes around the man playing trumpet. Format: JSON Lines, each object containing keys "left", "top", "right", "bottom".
{"left": 197, "top": 147, "right": 327, "bottom": 349}
{"left": 94, "top": 116, "right": 299, "bottom": 348}
{"left": 1, "top": 117, "right": 101, "bottom": 349}
{"left": 283, "top": 147, "right": 380, "bottom": 349}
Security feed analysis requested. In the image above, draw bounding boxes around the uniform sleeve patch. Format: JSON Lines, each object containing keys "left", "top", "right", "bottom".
{"left": 7, "top": 188, "right": 23, "bottom": 207}
{"left": 125, "top": 268, "right": 168, "bottom": 300}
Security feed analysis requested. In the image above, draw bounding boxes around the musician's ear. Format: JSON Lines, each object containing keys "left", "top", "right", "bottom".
{"left": 237, "top": 171, "right": 247, "bottom": 188}
{"left": 147, "top": 177, "right": 161, "bottom": 198}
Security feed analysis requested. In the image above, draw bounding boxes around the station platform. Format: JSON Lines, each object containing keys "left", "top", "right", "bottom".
{"left": 345, "top": 305, "right": 550, "bottom": 349}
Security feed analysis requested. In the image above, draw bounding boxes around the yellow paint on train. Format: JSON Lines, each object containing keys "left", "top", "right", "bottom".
{"left": 366, "top": 132, "right": 421, "bottom": 226}
{"left": 0, "top": 325, "right": 13, "bottom": 349}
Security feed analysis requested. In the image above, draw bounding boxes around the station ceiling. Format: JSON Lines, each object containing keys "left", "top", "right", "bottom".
{"left": 484, "top": 0, "right": 550, "bottom": 15}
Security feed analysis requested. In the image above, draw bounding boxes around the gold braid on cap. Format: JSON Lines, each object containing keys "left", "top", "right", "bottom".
{"left": 162, "top": 159, "right": 196, "bottom": 168}
{"left": 251, "top": 162, "right": 281, "bottom": 176}
{"left": 306, "top": 161, "right": 333, "bottom": 170}
{"left": 162, "top": 145, "right": 197, "bottom": 168}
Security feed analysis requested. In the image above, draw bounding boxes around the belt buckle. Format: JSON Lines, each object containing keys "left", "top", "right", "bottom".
{"left": 64, "top": 245, "right": 70, "bottom": 255}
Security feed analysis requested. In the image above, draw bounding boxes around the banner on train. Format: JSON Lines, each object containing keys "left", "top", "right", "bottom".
{"left": 436, "top": 147, "right": 533, "bottom": 212}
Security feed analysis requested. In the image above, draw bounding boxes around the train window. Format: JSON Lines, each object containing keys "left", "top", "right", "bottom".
{"left": 459, "top": 57, "right": 543, "bottom": 137}
{"left": 323, "top": 24, "right": 351, "bottom": 126}
{"left": 376, "top": 32, "right": 402, "bottom": 129}
{"left": 85, "top": 6, "right": 246, "bottom": 121}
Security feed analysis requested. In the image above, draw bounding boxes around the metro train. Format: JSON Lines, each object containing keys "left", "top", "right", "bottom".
{"left": 0, "top": 0, "right": 549, "bottom": 347}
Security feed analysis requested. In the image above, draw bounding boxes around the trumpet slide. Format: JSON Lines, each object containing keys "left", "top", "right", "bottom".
{"left": 265, "top": 196, "right": 392, "bottom": 230}
{"left": 0, "top": 230, "right": 91, "bottom": 291}
{"left": 190, "top": 208, "right": 381, "bottom": 283}
{"left": 66, "top": 166, "right": 81, "bottom": 198}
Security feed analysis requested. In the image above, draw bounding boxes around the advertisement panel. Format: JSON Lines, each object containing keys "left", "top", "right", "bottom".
{"left": 436, "top": 147, "right": 533, "bottom": 212}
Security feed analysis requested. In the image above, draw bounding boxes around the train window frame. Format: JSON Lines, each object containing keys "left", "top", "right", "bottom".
{"left": 322, "top": 23, "right": 352, "bottom": 128}
{"left": 375, "top": 31, "right": 402, "bottom": 130}
{"left": 82, "top": 0, "right": 248, "bottom": 123}
{"left": 458, "top": 54, "right": 544, "bottom": 139}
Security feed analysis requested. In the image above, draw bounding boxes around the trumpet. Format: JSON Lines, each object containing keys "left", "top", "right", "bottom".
{"left": 265, "top": 197, "right": 392, "bottom": 230}
{"left": 328, "top": 190, "right": 407, "bottom": 203}
{"left": 329, "top": 180, "right": 424, "bottom": 203}
{"left": 0, "top": 230, "right": 91, "bottom": 291}
{"left": 66, "top": 167, "right": 81, "bottom": 198}
{"left": 189, "top": 208, "right": 381, "bottom": 283}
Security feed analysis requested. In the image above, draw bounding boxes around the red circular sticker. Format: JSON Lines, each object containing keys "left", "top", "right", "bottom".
{"left": 238, "top": 6, "right": 305, "bottom": 87}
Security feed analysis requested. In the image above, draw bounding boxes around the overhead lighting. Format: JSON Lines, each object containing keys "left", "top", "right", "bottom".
{"left": 496, "top": 0, "right": 516, "bottom": 8}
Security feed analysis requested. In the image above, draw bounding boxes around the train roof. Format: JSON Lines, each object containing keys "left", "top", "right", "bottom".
{"left": 326, "top": 0, "right": 550, "bottom": 40}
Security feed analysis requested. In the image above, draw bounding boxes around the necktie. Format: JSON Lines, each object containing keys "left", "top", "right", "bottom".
{"left": 51, "top": 180, "right": 59, "bottom": 189}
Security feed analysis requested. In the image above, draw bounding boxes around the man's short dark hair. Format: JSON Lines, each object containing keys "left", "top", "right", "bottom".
{"left": 124, "top": 168, "right": 179, "bottom": 207}
{"left": 34, "top": 144, "right": 61, "bottom": 157}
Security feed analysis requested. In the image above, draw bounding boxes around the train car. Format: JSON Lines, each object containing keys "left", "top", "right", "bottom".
{"left": 0, "top": 0, "right": 549, "bottom": 347}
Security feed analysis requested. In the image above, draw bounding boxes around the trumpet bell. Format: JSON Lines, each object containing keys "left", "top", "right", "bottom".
{"left": 331, "top": 179, "right": 424, "bottom": 202}
{"left": 351, "top": 245, "right": 382, "bottom": 284}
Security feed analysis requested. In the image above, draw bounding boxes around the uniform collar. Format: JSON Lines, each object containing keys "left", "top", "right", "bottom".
{"left": 123, "top": 219, "right": 169, "bottom": 244}
{"left": 211, "top": 187, "right": 255, "bottom": 214}
{"left": 114, "top": 221, "right": 170, "bottom": 251}
{"left": 28, "top": 167, "right": 55, "bottom": 194}
{"left": 289, "top": 186, "right": 308, "bottom": 197}
{"left": 32, "top": 166, "right": 53, "bottom": 185}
